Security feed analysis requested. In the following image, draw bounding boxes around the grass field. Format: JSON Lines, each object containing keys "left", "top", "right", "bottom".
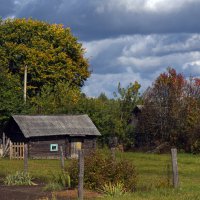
{"left": 0, "top": 152, "right": 200, "bottom": 199}
{"left": 102, "top": 152, "right": 200, "bottom": 200}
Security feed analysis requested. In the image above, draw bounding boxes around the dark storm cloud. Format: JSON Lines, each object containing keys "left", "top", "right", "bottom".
{"left": 0, "top": 0, "right": 15, "bottom": 18}
{"left": 3, "top": 0, "right": 200, "bottom": 40}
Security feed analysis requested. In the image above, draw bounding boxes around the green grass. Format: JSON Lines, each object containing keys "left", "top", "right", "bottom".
{"left": 0, "top": 158, "right": 63, "bottom": 182}
{"left": 100, "top": 152, "right": 200, "bottom": 200}
{"left": 0, "top": 152, "right": 200, "bottom": 199}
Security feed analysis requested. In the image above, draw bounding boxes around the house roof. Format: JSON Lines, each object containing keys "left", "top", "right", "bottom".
{"left": 11, "top": 114, "right": 101, "bottom": 138}
{"left": 135, "top": 105, "right": 144, "bottom": 110}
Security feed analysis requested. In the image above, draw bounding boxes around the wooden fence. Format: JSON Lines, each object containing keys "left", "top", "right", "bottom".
{"left": 10, "top": 142, "right": 25, "bottom": 159}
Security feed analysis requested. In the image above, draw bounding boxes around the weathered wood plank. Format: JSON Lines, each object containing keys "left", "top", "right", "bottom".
{"left": 171, "top": 148, "right": 179, "bottom": 188}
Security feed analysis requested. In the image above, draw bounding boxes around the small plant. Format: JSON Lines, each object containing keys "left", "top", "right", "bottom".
{"left": 44, "top": 171, "right": 71, "bottom": 191}
{"left": 44, "top": 182, "right": 64, "bottom": 191}
{"left": 4, "top": 171, "right": 34, "bottom": 186}
{"left": 50, "top": 171, "right": 71, "bottom": 188}
{"left": 100, "top": 182, "right": 126, "bottom": 197}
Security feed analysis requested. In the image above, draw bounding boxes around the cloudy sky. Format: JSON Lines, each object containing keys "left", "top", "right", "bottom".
{"left": 1, "top": 0, "right": 200, "bottom": 97}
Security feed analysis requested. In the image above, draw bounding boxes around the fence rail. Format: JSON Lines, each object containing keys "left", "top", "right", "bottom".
{"left": 10, "top": 142, "right": 25, "bottom": 159}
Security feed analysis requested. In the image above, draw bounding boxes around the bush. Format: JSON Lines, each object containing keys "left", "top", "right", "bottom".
{"left": 4, "top": 171, "right": 34, "bottom": 186}
{"left": 191, "top": 139, "right": 200, "bottom": 154}
{"left": 67, "top": 150, "right": 137, "bottom": 191}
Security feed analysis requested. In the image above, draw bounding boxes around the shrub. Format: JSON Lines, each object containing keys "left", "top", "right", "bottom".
{"left": 67, "top": 150, "right": 137, "bottom": 191}
{"left": 191, "top": 139, "right": 200, "bottom": 154}
{"left": 4, "top": 171, "right": 34, "bottom": 186}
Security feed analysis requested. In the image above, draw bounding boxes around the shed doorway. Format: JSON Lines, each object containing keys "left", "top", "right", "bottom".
{"left": 70, "top": 139, "right": 82, "bottom": 158}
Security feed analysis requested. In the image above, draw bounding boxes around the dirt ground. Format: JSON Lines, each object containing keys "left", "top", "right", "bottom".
{"left": 0, "top": 185, "right": 101, "bottom": 200}
{"left": 0, "top": 185, "right": 51, "bottom": 200}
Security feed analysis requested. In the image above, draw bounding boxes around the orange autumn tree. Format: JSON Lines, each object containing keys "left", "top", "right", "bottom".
{"left": 137, "top": 68, "right": 200, "bottom": 152}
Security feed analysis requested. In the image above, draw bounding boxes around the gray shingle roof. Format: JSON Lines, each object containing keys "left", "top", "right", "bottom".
{"left": 12, "top": 115, "right": 101, "bottom": 138}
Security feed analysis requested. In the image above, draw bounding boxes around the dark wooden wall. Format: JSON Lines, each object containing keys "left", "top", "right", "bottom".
{"left": 83, "top": 137, "right": 97, "bottom": 155}
{"left": 28, "top": 136, "right": 97, "bottom": 159}
{"left": 29, "top": 136, "right": 67, "bottom": 159}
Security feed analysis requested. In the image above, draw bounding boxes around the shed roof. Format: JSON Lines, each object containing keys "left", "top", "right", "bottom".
{"left": 11, "top": 115, "right": 101, "bottom": 138}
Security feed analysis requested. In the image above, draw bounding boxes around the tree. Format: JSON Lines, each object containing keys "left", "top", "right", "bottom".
{"left": 0, "top": 68, "right": 24, "bottom": 125}
{"left": 138, "top": 68, "right": 200, "bottom": 152}
{"left": 114, "top": 81, "right": 141, "bottom": 147}
{"left": 75, "top": 94, "right": 123, "bottom": 145}
{"left": 0, "top": 18, "right": 90, "bottom": 96}
{"left": 30, "top": 82, "right": 81, "bottom": 114}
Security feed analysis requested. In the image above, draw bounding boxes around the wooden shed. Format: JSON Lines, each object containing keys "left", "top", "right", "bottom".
{"left": 3, "top": 115, "right": 101, "bottom": 159}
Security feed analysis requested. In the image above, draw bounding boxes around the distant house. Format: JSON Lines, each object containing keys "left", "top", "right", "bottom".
{"left": 3, "top": 115, "right": 101, "bottom": 159}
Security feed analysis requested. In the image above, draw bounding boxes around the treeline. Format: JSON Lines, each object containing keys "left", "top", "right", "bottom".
{"left": 1, "top": 18, "right": 200, "bottom": 153}
{"left": 3, "top": 67, "right": 200, "bottom": 153}
{"left": 0, "top": 76, "right": 141, "bottom": 149}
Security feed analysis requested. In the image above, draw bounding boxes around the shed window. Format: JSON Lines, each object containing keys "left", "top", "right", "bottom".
{"left": 50, "top": 144, "right": 58, "bottom": 151}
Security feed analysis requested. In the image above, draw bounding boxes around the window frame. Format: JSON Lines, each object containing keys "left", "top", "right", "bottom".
{"left": 50, "top": 144, "right": 58, "bottom": 152}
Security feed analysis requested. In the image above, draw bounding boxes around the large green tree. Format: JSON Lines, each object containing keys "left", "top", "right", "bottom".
{"left": 0, "top": 18, "right": 90, "bottom": 125}
{"left": 0, "top": 18, "right": 90, "bottom": 96}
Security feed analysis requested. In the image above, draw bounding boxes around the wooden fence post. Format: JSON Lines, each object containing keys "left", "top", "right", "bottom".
{"left": 2, "top": 132, "right": 5, "bottom": 155}
{"left": 24, "top": 143, "right": 28, "bottom": 173}
{"left": 111, "top": 147, "right": 116, "bottom": 160}
{"left": 9, "top": 140, "right": 12, "bottom": 160}
{"left": 78, "top": 150, "right": 84, "bottom": 200}
{"left": 60, "top": 146, "right": 65, "bottom": 170}
{"left": 171, "top": 148, "right": 179, "bottom": 188}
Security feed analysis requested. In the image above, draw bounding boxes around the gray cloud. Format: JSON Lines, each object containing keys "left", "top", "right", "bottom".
{"left": 84, "top": 34, "right": 200, "bottom": 75}
{"left": 83, "top": 34, "right": 200, "bottom": 97}
{"left": 0, "top": 0, "right": 15, "bottom": 18}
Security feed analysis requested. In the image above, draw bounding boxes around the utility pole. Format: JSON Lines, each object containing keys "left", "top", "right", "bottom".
{"left": 24, "top": 65, "right": 27, "bottom": 104}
